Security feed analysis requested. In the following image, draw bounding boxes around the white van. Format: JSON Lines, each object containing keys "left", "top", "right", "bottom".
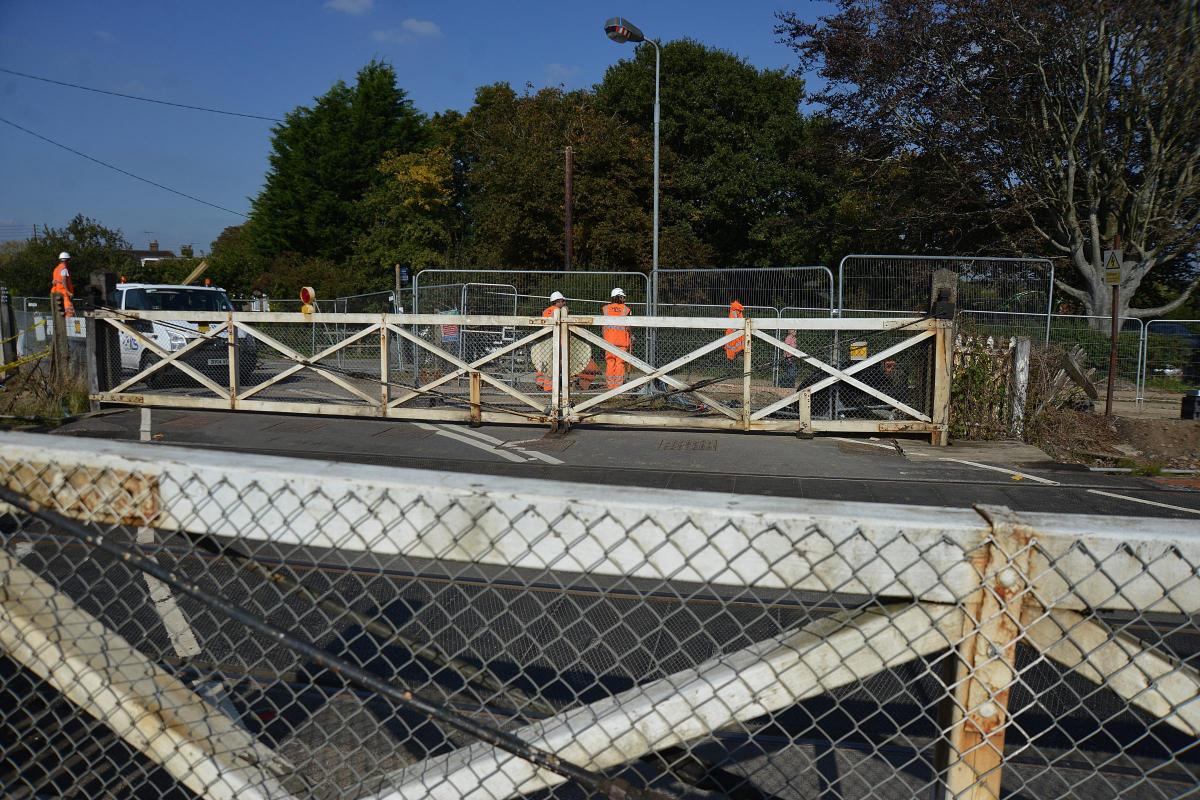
{"left": 116, "top": 283, "right": 258, "bottom": 386}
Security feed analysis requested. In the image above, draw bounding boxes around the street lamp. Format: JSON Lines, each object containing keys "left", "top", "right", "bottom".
{"left": 604, "top": 16, "right": 660, "bottom": 276}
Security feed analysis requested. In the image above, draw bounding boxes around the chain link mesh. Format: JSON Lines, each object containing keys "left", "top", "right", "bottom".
{"left": 2, "top": 434, "right": 1197, "bottom": 799}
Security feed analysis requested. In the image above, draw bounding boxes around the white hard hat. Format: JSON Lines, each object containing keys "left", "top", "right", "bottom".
{"left": 59, "top": 251, "right": 71, "bottom": 260}
{"left": 611, "top": 287, "right": 625, "bottom": 297}
{"left": 550, "top": 291, "right": 566, "bottom": 302}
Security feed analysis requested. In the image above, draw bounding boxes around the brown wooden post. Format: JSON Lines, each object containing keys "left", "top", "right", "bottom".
{"left": 741, "top": 317, "right": 753, "bottom": 430}
{"left": 469, "top": 370, "right": 482, "bottom": 427}
{"left": 380, "top": 322, "right": 390, "bottom": 416}
{"left": 929, "top": 269, "right": 957, "bottom": 446}
{"left": 939, "top": 507, "right": 1032, "bottom": 800}
{"left": 227, "top": 312, "right": 239, "bottom": 410}
{"left": 564, "top": 145, "right": 574, "bottom": 272}
{"left": 931, "top": 322, "right": 952, "bottom": 446}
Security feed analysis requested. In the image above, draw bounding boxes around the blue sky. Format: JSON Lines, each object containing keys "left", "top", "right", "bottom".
{"left": 0, "top": 1, "right": 827, "bottom": 255}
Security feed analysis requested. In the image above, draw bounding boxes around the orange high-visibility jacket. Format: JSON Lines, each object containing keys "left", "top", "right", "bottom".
{"left": 725, "top": 301, "right": 745, "bottom": 359}
{"left": 601, "top": 302, "right": 631, "bottom": 349}
{"left": 542, "top": 305, "right": 556, "bottom": 318}
{"left": 51, "top": 261, "right": 74, "bottom": 297}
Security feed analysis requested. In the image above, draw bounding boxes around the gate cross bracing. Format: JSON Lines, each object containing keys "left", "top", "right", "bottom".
{"left": 87, "top": 308, "right": 951, "bottom": 443}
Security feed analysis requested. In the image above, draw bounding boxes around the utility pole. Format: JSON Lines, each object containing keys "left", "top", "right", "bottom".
{"left": 564, "top": 146, "right": 573, "bottom": 271}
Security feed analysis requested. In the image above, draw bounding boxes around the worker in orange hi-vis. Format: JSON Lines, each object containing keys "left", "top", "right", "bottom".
{"left": 536, "top": 291, "right": 568, "bottom": 391}
{"left": 50, "top": 251, "right": 75, "bottom": 317}
{"left": 601, "top": 287, "right": 633, "bottom": 389}
{"left": 724, "top": 299, "right": 745, "bottom": 360}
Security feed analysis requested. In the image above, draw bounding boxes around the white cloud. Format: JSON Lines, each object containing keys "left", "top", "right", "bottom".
{"left": 546, "top": 63, "right": 580, "bottom": 84}
{"left": 325, "top": 0, "right": 373, "bottom": 15}
{"left": 370, "top": 19, "right": 442, "bottom": 43}
{"left": 94, "top": 30, "right": 114, "bottom": 41}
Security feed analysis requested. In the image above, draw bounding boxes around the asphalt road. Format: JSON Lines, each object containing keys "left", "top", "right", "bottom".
{"left": 54, "top": 407, "right": 1200, "bottom": 520}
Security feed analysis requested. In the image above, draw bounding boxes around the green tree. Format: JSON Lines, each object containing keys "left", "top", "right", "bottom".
{"left": 778, "top": 0, "right": 1200, "bottom": 319}
{"left": 596, "top": 39, "right": 830, "bottom": 266}
{"left": 461, "top": 83, "right": 667, "bottom": 270}
{"left": 0, "top": 215, "right": 130, "bottom": 297}
{"left": 247, "top": 61, "right": 426, "bottom": 263}
{"left": 353, "top": 144, "right": 460, "bottom": 277}
{"left": 206, "top": 225, "right": 263, "bottom": 295}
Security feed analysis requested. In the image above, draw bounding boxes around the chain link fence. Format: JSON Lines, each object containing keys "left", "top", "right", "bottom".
{"left": 1, "top": 433, "right": 1197, "bottom": 799}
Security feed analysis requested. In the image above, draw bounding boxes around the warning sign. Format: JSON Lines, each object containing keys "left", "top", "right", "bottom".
{"left": 1103, "top": 250, "right": 1122, "bottom": 286}
{"left": 849, "top": 340, "right": 868, "bottom": 361}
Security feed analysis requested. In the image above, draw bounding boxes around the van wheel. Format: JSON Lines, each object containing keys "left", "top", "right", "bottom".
{"left": 139, "top": 352, "right": 164, "bottom": 389}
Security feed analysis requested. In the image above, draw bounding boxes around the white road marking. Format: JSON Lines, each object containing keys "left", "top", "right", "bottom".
{"left": 412, "top": 422, "right": 528, "bottom": 463}
{"left": 431, "top": 424, "right": 566, "bottom": 465}
{"left": 136, "top": 527, "right": 202, "bottom": 658}
{"left": 938, "top": 458, "right": 1061, "bottom": 485}
{"left": 1086, "top": 489, "right": 1200, "bottom": 516}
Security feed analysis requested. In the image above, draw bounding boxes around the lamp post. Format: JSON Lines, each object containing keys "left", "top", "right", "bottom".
{"left": 604, "top": 16, "right": 660, "bottom": 276}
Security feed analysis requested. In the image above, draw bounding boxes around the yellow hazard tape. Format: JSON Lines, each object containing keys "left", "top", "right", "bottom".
{"left": 0, "top": 348, "right": 51, "bottom": 374}
{"left": 0, "top": 316, "right": 49, "bottom": 349}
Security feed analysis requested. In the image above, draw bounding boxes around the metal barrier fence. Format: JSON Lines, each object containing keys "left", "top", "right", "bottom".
{"left": 839, "top": 254, "right": 1054, "bottom": 331}
{"left": 1143, "top": 319, "right": 1200, "bottom": 398}
{"left": 1, "top": 433, "right": 1197, "bottom": 799}
{"left": 84, "top": 309, "right": 951, "bottom": 440}
{"left": 653, "top": 267, "right": 834, "bottom": 317}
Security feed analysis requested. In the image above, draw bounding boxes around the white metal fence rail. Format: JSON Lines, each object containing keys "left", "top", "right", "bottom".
{"left": 1, "top": 434, "right": 1197, "bottom": 799}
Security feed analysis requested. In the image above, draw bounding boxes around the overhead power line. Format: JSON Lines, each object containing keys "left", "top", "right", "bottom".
{"left": 0, "top": 67, "right": 283, "bottom": 122}
{"left": 0, "top": 115, "right": 248, "bottom": 218}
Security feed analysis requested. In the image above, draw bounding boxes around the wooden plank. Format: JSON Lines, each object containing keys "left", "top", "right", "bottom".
{"left": 567, "top": 326, "right": 738, "bottom": 420}
{"left": 469, "top": 371, "right": 482, "bottom": 427}
{"left": 386, "top": 323, "right": 549, "bottom": 412}
{"left": 751, "top": 330, "right": 935, "bottom": 420}
{"left": 369, "top": 604, "right": 963, "bottom": 800}
{"left": 106, "top": 318, "right": 230, "bottom": 398}
{"left": 798, "top": 389, "right": 812, "bottom": 435}
{"left": 942, "top": 506, "right": 1033, "bottom": 800}
{"left": 1025, "top": 607, "right": 1200, "bottom": 737}
{"left": 570, "top": 331, "right": 742, "bottom": 413}
{"left": 0, "top": 551, "right": 299, "bottom": 800}
{"left": 751, "top": 329, "right": 932, "bottom": 422}
{"left": 379, "top": 325, "right": 390, "bottom": 415}
{"left": 932, "top": 323, "right": 953, "bottom": 446}
{"left": 742, "top": 318, "right": 753, "bottom": 430}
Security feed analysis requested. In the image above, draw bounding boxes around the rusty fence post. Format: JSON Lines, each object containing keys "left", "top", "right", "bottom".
{"left": 936, "top": 506, "right": 1033, "bottom": 800}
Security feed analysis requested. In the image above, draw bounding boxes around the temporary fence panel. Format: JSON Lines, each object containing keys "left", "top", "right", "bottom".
{"left": 959, "top": 311, "right": 1144, "bottom": 402}
{"left": 1, "top": 433, "right": 1198, "bottom": 800}
{"left": 413, "top": 270, "right": 650, "bottom": 318}
{"left": 1143, "top": 319, "right": 1200, "bottom": 398}
{"left": 839, "top": 255, "right": 1054, "bottom": 331}
{"left": 653, "top": 266, "right": 834, "bottom": 317}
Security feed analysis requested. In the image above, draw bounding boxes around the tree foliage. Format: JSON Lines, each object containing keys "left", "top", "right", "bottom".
{"left": 459, "top": 83, "right": 660, "bottom": 270}
{"left": 0, "top": 215, "right": 130, "bottom": 297}
{"left": 246, "top": 61, "right": 425, "bottom": 263}
{"left": 596, "top": 38, "right": 831, "bottom": 266}
{"left": 778, "top": 0, "right": 1200, "bottom": 317}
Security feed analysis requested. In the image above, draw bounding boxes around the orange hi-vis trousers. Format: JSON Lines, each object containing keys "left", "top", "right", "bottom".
{"left": 602, "top": 302, "right": 632, "bottom": 389}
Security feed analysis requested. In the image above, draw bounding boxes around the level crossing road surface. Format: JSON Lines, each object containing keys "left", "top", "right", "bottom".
{"left": 53, "top": 408, "right": 1200, "bottom": 520}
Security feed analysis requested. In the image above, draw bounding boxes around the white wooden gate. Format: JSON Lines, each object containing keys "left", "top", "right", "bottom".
{"left": 87, "top": 309, "right": 951, "bottom": 443}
